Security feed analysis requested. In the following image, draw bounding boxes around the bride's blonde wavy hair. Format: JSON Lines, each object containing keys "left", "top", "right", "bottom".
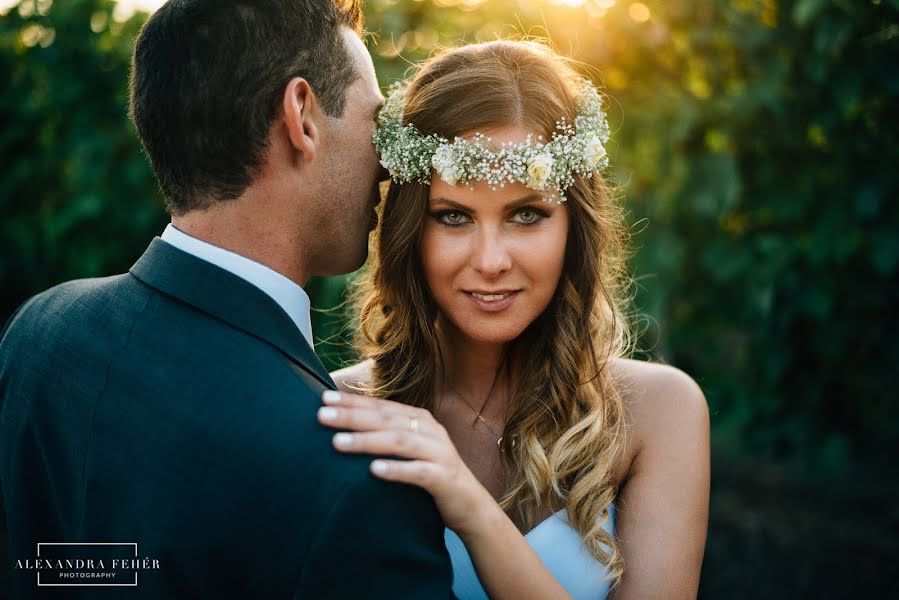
{"left": 350, "top": 40, "right": 631, "bottom": 584}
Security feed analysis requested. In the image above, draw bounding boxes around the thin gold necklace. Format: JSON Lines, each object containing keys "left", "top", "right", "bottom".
{"left": 447, "top": 378, "right": 520, "bottom": 451}
{"left": 442, "top": 356, "right": 516, "bottom": 451}
{"left": 452, "top": 386, "right": 504, "bottom": 446}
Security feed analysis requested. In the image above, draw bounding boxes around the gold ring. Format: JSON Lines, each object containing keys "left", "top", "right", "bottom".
{"left": 409, "top": 416, "right": 419, "bottom": 434}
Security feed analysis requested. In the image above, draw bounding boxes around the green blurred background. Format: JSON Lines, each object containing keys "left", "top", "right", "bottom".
{"left": 1, "top": 0, "right": 897, "bottom": 596}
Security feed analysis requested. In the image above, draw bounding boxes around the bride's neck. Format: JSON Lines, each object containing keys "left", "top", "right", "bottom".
{"left": 436, "top": 316, "right": 512, "bottom": 419}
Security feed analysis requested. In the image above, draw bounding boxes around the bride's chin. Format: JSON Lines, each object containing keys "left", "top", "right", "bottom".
{"left": 455, "top": 325, "right": 522, "bottom": 346}
{"left": 435, "top": 312, "right": 526, "bottom": 346}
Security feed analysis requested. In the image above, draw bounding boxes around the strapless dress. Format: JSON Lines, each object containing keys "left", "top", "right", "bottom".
{"left": 444, "top": 503, "right": 616, "bottom": 599}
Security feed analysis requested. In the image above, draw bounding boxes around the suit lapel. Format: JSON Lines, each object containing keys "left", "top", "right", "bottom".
{"left": 129, "top": 238, "right": 336, "bottom": 390}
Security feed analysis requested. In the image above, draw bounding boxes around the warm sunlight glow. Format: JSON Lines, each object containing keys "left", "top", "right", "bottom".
{"left": 0, "top": 0, "right": 19, "bottom": 16}
{"left": 628, "top": 2, "right": 651, "bottom": 23}
{"left": 0, "top": 0, "right": 624, "bottom": 22}
{"left": 0, "top": 0, "right": 167, "bottom": 19}
{"left": 113, "top": 0, "right": 167, "bottom": 21}
{"left": 548, "top": 0, "right": 588, "bottom": 7}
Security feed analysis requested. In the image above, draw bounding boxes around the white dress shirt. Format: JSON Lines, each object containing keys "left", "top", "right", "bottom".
{"left": 159, "top": 224, "right": 314, "bottom": 348}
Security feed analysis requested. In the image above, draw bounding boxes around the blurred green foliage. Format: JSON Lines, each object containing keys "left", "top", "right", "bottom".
{"left": 1, "top": 0, "right": 167, "bottom": 314}
{"left": 360, "top": 0, "right": 899, "bottom": 472}
{"left": 2, "top": 0, "right": 897, "bottom": 469}
{"left": 1, "top": 0, "right": 898, "bottom": 595}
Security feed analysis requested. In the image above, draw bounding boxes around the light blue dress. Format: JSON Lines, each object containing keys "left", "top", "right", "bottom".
{"left": 444, "top": 503, "right": 616, "bottom": 599}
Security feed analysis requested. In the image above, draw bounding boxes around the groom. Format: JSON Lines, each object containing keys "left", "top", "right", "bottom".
{"left": 0, "top": 1, "right": 454, "bottom": 598}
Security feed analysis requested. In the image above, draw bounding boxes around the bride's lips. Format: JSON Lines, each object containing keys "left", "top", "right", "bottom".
{"left": 463, "top": 290, "right": 520, "bottom": 312}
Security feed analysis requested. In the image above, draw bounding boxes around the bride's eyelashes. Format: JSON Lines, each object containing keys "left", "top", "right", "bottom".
{"left": 510, "top": 207, "right": 550, "bottom": 226}
{"left": 429, "top": 209, "right": 472, "bottom": 228}
{"left": 428, "top": 206, "right": 551, "bottom": 229}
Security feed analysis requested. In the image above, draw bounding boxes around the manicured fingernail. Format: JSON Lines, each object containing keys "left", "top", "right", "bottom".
{"left": 333, "top": 433, "right": 353, "bottom": 447}
{"left": 318, "top": 407, "right": 339, "bottom": 421}
{"left": 322, "top": 391, "right": 341, "bottom": 404}
{"left": 371, "top": 461, "right": 388, "bottom": 474}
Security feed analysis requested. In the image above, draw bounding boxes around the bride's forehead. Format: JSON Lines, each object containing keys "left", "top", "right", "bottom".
{"left": 428, "top": 178, "right": 541, "bottom": 209}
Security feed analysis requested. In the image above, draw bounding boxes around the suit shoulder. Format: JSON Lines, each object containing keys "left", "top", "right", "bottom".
{"left": 291, "top": 447, "right": 451, "bottom": 595}
{"left": 15, "top": 274, "right": 145, "bottom": 319}
{"left": 2, "top": 274, "right": 145, "bottom": 342}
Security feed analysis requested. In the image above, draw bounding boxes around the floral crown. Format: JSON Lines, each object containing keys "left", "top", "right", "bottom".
{"left": 372, "top": 77, "right": 611, "bottom": 203}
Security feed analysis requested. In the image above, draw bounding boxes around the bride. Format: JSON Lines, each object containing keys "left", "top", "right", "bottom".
{"left": 321, "top": 40, "right": 709, "bottom": 599}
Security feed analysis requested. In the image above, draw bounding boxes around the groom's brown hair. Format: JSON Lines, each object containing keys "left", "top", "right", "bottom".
{"left": 129, "top": 0, "right": 363, "bottom": 215}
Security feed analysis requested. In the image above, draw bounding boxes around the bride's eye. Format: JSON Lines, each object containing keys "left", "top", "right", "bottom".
{"left": 511, "top": 207, "right": 547, "bottom": 226}
{"left": 431, "top": 210, "right": 471, "bottom": 227}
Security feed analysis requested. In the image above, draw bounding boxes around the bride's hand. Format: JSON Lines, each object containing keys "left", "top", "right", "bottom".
{"left": 317, "top": 390, "right": 494, "bottom": 536}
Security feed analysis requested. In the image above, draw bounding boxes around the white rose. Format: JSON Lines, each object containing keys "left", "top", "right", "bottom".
{"left": 432, "top": 145, "right": 461, "bottom": 186}
{"left": 526, "top": 153, "right": 554, "bottom": 189}
{"left": 438, "top": 164, "right": 462, "bottom": 186}
{"left": 585, "top": 135, "right": 607, "bottom": 167}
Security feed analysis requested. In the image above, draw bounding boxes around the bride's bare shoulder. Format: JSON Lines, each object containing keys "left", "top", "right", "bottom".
{"left": 612, "top": 358, "right": 704, "bottom": 405}
{"left": 330, "top": 359, "right": 374, "bottom": 393}
{"left": 610, "top": 358, "right": 709, "bottom": 479}
{"left": 612, "top": 358, "right": 707, "bottom": 430}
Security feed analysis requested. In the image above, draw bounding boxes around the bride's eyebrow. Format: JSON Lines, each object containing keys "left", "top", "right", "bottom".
{"left": 502, "top": 194, "right": 548, "bottom": 210}
{"left": 430, "top": 194, "right": 548, "bottom": 213}
{"left": 429, "top": 198, "right": 473, "bottom": 212}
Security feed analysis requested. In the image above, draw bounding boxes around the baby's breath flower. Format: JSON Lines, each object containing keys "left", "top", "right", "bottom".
{"left": 372, "top": 78, "right": 611, "bottom": 202}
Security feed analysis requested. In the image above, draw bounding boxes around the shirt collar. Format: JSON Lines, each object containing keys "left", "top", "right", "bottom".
{"left": 160, "top": 224, "right": 313, "bottom": 348}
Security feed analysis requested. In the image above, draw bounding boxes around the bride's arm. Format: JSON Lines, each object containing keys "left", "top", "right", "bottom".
{"left": 316, "top": 389, "right": 572, "bottom": 600}
{"left": 454, "top": 494, "right": 574, "bottom": 600}
{"left": 611, "top": 362, "right": 710, "bottom": 599}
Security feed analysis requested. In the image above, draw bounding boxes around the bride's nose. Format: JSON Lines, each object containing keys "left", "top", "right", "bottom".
{"left": 469, "top": 227, "right": 512, "bottom": 278}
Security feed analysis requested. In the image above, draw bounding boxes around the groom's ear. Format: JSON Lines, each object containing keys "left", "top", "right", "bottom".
{"left": 282, "top": 77, "right": 319, "bottom": 162}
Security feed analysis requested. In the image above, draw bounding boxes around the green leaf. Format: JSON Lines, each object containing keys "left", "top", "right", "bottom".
{"left": 793, "top": 0, "right": 829, "bottom": 27}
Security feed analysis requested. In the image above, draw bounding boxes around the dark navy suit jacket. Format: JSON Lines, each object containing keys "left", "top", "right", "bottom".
{"left": 0, "top": 238, "right": 455, "bottom": 598}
